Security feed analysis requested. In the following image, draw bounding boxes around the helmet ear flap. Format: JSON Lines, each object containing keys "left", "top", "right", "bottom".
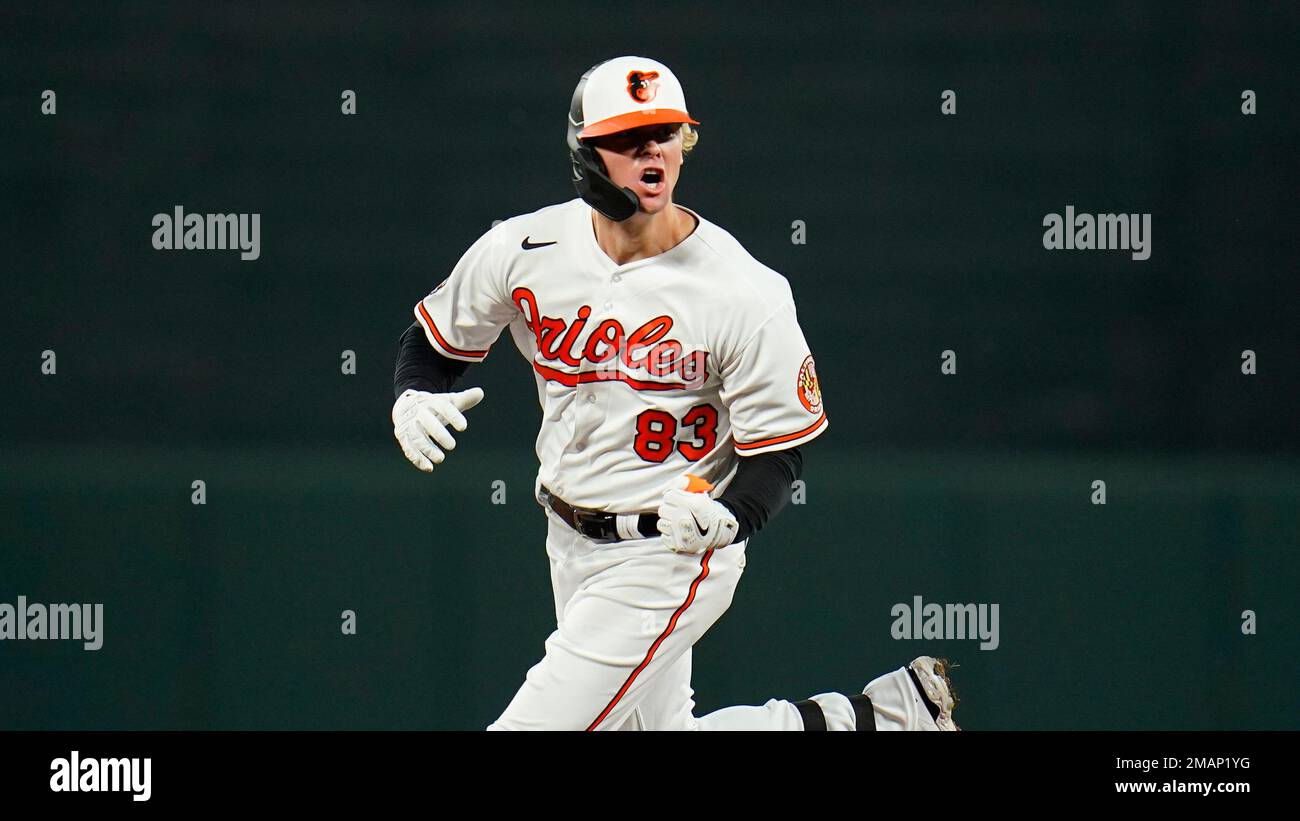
{"left": 567, "top": 61, "right": 639, "bottom": 222}
{"left": 584, "top": 140, "right": 609, "bottom": 176}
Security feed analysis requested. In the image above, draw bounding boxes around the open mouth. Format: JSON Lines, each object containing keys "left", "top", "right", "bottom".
{"left": 639, "top": 168, "right": 665, "bottom": 193}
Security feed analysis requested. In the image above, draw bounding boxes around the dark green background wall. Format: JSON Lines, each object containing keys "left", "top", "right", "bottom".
{"left": 2, "top": 2, "right": 1297, "bottom": 729}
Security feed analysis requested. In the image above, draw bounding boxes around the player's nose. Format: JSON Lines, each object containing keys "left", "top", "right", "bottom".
{"left": 637, "top": 133, "right": 664, "bottom": 155}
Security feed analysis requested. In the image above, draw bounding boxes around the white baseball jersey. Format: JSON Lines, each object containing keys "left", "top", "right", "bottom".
{"left": 413, "top": 197, "right": 827, "bottom": 512}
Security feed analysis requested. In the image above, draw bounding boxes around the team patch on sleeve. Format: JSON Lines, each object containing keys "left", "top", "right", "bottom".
{"left": 720, "top": 302, "right": 829, "bottom": 455}
{"left": 797, "top": 355, "right": 822, "bottom": 415}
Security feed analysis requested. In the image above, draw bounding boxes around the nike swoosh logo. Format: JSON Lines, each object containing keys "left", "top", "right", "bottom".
{"left": 521, "top": 237, "right": 558, "bottom": 251}
{"left": 690, "top": 510, "right": 711, "bottom": 538}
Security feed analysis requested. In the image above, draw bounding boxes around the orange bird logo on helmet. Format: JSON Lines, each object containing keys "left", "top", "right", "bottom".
{"left": 626, "top": 70, "right": 661, "bottom": 103}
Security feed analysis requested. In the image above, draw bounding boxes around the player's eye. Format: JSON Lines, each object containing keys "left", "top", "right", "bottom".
{"left": 593, "top": 125, "right": 678, "bottom": 153}
{"left": 654, "top": 125, "right": 681, "bottom": 142}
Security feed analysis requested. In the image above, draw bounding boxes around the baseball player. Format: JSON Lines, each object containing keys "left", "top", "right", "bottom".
{"left": 392, "top": 56, "right": 959, "bottom": 731}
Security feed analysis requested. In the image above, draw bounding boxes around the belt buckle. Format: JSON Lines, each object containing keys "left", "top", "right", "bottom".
{"left": 573, "top": 510, "right": 618, "bottom": 544}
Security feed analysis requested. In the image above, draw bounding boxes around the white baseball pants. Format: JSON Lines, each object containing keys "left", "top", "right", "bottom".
{"left": 488, "top": 512, "right": 925, "bottom": 731}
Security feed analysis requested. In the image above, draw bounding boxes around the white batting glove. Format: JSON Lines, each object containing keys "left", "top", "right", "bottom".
{"left": 656, "top": 474, "right": 739, "bottom": 554}
{"left": 391, "top": 387, "right": 485, "bottom": 472}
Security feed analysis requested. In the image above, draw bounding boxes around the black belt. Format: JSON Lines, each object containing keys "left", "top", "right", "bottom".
{"left": 538, "top": 485, "right": 660, "bottom": 544}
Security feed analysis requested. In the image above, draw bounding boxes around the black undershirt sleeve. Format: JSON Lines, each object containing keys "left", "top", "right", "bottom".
{"left": 717, "top": 446, "right": 804, "bottom": 544}
{"left": 394, "top": 321, "right": 470, "bottom": 398}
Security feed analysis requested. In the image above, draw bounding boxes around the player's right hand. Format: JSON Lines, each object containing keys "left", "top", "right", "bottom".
{"left": 391, "top": 387, "right": 485, "bottom": 472}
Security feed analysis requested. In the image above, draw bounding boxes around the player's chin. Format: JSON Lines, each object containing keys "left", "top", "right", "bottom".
{"left": 632, "top": 179, "right": 672, "bottom": 212}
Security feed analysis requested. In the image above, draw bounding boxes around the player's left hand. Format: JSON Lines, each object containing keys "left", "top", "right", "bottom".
{"left": 656, "top": 474, "right": 739, "bottom": 554}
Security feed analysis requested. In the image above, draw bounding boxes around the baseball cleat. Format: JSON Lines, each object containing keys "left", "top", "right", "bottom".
{"left": 861, "top": 655, "right": 960, "bottom": 731}
{"left": 906, "top": 656, "right": 959, "bottom": 731}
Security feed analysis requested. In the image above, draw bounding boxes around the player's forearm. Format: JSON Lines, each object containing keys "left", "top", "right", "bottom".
{"left": 717, "top": 446, "right": 804, "bottom": 543}
{"left": 394, "top": 321, "right": 471, "bottom": 399}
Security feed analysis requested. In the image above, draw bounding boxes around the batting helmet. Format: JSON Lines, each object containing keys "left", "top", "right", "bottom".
{"left": 567, "top": 56, "right": 700, "bottom": 222}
